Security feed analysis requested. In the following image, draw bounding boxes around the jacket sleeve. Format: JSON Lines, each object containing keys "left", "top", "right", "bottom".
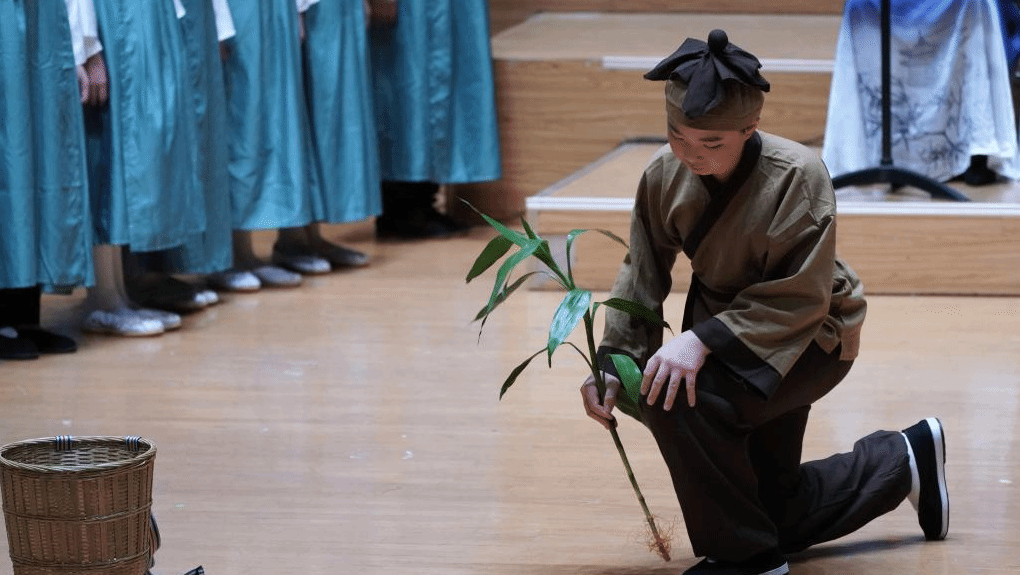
{"left": 597, "top": 160, "right": 680, "bottom": 377}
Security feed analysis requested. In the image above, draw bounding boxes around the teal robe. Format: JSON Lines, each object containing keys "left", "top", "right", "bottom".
{"left": 303, "top": 0, "right": 381, "bottom": 223}
{"left": 0, "top": 0, "right": 93, "bottom": 292}
{"left": 222, "top": 0, "right": 322, "bottom": 230}
{"left": 369, "top": 0, "right": 502, "bottom": 184}
{"left": 164, "top": 0, "right": 233, "bottom": 273}
{"left": 86, "top": 0, "right": 205, "bottom": 251}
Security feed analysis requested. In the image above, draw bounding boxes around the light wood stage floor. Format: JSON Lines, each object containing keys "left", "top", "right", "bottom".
{"left": 1, "top": 223, "right": 1018, "bottom": 575}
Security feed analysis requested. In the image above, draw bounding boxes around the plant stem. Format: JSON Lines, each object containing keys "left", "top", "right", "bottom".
{"left": 609, "top": 425, "right": 670, "bottom": 561}
{"left": 583, "top": 310, "right": 670, "bottom": 562}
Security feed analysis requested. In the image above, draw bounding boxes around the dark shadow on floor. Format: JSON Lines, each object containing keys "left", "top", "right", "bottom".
{"left": 789, "top": 535, "right": 924, "bottom": 562}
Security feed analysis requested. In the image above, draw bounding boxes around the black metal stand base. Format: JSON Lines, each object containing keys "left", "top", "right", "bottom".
{"left": 832, "top": 165, "right": 971, "bottom": 202}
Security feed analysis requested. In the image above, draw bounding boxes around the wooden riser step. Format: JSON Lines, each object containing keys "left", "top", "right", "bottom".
{"left": 488, "top": 1, "right": 846, "bottom": 34}
{"left": 460, "top": 12, "right": 841, "bottom": 221}
{"left": 527, "top": 142, "right": 1020, "bottom": 296}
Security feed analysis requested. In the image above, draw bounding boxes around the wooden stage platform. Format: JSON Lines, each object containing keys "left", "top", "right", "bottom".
{"left": 459, "top": 12, "right": 841, "bottom": 220}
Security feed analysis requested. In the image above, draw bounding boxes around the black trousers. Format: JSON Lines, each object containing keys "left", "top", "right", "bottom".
{"left": 0, "top": 286, "right": 42, "bottom": 327}
{"left": 640, "top": 342, "right": 912, "bottom": 561}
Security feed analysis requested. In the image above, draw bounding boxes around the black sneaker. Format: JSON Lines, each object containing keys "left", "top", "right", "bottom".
{"left": 683, "top": 550, "right": 789, "bottom": 575}
{"left": 902, "top": 417, "right": 949, "bottom": 540}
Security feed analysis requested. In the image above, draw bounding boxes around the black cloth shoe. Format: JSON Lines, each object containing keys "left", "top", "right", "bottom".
{"left": 376, "top": 180, "right": 471, "bottom": 240}
{"left": 683, "top": 550, "right": 789, "bottom": 575}
{"left": 0, "top": 328, "right": 39, "bottom": 360}
{"left": 375, "top": 210, "right": 464, "bottom": 240}
{"left": 963, "top": 155, "right": 997, "bottom": 186}
{"left": 126, "top": 273, "right": 205, "bottom": 313}
{"left": 902, "top": 417, "right": 949, "bottom": 540}
{"left": 16, "top": 326, "right": 77, "bottom": 354}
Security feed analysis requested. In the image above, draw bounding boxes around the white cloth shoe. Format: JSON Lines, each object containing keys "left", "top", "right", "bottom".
{"left": 82, "top": 310, "right": 164, "bottom": 337}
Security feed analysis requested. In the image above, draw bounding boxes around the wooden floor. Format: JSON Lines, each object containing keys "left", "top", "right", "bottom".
{"left": 1, "top": 223, "right": 1019, "bottom": 575}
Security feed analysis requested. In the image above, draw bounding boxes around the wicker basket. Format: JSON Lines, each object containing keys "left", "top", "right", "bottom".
{"left": 0, "top": 436, "right": 157, "bottom": 575}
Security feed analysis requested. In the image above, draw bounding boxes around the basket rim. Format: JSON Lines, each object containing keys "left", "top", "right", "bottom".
{"left": 0, "top": 435, "right": 156, "bottom": 474}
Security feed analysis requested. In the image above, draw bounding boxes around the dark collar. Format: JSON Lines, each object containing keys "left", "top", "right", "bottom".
{"left": 682, "top": 132, "right": 762, "bottom": 260}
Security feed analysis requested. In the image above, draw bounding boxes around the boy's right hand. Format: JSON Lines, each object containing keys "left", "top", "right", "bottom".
{"left": 581, "top": 373, "right": 621, "bottom": 430}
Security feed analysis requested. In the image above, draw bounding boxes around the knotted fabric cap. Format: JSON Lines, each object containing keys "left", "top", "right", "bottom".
{"left": 647, "top": 29, "right": 771, "bottom": 130}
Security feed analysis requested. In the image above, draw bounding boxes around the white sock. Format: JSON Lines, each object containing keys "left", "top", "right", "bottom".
{"left": 901, "top": 432, "right": 921, "bottom": 510}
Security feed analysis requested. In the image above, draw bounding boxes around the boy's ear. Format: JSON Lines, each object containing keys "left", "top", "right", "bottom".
{"left": 742, "top": 118, "right": 760, "bottom": 138}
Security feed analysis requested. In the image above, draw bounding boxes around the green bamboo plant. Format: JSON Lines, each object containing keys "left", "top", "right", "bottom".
{"left": 465, "top": 205, "right": 673, "bottom": 561}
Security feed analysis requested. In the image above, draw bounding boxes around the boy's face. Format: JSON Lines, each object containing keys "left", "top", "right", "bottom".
{"left": 667, "top": 120, "right": 758, "bottom": 183}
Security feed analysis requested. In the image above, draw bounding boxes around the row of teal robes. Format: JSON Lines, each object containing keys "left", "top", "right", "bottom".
{"left": 223, "top": 0, "right": 323, "bottom": 231}
{"left": 0, "top": 0, "right": 93, "bottom": 292}
{"left": 303, "top": 0, "right": 381, "bottom": 223}
{"left": 164, "top": 0, "right": 234, "bottom": 274}
{"left": 85, "top": 0, "right": 205, "bottom": 252}
{"left": 369, "top": 0, "right": 502, "bottom": 184}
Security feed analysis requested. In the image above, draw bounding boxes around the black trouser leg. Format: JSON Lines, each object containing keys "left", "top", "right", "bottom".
{"left": 0, "top": 286, "right": 42, "bottom": 327}
{"left": 640, "top": 342, "right": 912, "bottom": 561}
{"left": 749, "top": 407, "right": 911, "bottom": 554}
{"left": 641, "top": 355, "right": 779, "bottom": 561}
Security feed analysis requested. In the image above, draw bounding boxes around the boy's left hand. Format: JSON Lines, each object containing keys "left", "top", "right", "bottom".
{"left": 642, "top": 331, "right": 710, "bottom": 410}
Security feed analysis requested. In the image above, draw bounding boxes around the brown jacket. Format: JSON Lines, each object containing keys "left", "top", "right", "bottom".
{"left": 598, "top": 132, "right": 866, "bottom": 399}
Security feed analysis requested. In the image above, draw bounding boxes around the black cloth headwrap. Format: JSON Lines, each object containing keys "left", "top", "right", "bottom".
{"left": 644, "top": 29, "right": 771, "bottom": 118}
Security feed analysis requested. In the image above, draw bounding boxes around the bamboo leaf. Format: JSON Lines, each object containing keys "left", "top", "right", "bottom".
{"left": 520, "top": 217, "right": 539, "bottom": 240}
{"left": 484, "top": 239, "right": 541, "bottom": 312}
{"left": 593, "top": 228, "right": 630, "bottom": 250}
{"left": 461, "top": 200, "right": 531, "bottom": 247}
{"left": 564, "top": 227, "right": 628, "bottom": 257}
{"left": 499, "top": 348, "right": 546, "bottom": 399}
{"left": 474, "top": 271, "right": 546, "bottom": 325}
{"left": 466, "top": 235, "right": 514, "bottom": 283}
{"left": 563, "top": 341, "right": 594, "bottom": 372}
{"left": 462, "top": 201, "right": 570, "bottom": 287}
{"left": 609, "top": 354, "right": 643, "bottom": 404}
{"left": 600, "top": 297, "right": 671, "bottom": 331}
{"left": 547, "top": 289, "right": 592, "bottom": 365}
{"left": 564, "top": 228, "right": 629, "bottom": 285}
{"left": 609, "top": 353, "right": 644, "bottom": 423}
{"left": 520, "top": 218, "right": 570, "bottom": 287}
{"left": 565, "top": 228, "right": 630, "bottom": 261}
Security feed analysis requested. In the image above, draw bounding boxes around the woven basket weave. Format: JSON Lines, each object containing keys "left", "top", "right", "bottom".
{"left": 0, "top": 436, "right": 156, "bottom": 575}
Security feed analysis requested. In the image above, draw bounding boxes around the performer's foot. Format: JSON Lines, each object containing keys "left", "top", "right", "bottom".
{"left": 901, "top": 417, "right": 949, "bottom": 541}
{"left": 195, "top": 288, "right": 219, "bottom": 306}
{"left": 126, "top": 273, "right": 207, "bottom": 313}
{"left": 131, "top": 308, "right": 183, "bottom": 331}
{"left": 311, "top": 242, "right": 370, "bottom": 268}
{"left": 208, "top": 270, "right": 261, "bottom": 293}
{"left": 962, "top": 155, "right": 997, "bottom": 186}
{"left": 0, "top": 327, "right": 40, "bottom": 360}
{"left": 270, "top": 249, "right": 331, "bottom": 275}
{"left": 683, "top": 550, "right": 788, "bottom": 575}
{"left": 251, "top": 265, "right": 303, "bottom": 287}
{"left": 82, "top": 309, "right": 165, "bottom": 337}
{"left": 15, "top": 325, "right": 78, "bottom": 354}
{"left": 375, "top": 206, "right": 470, "bottom": 240}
